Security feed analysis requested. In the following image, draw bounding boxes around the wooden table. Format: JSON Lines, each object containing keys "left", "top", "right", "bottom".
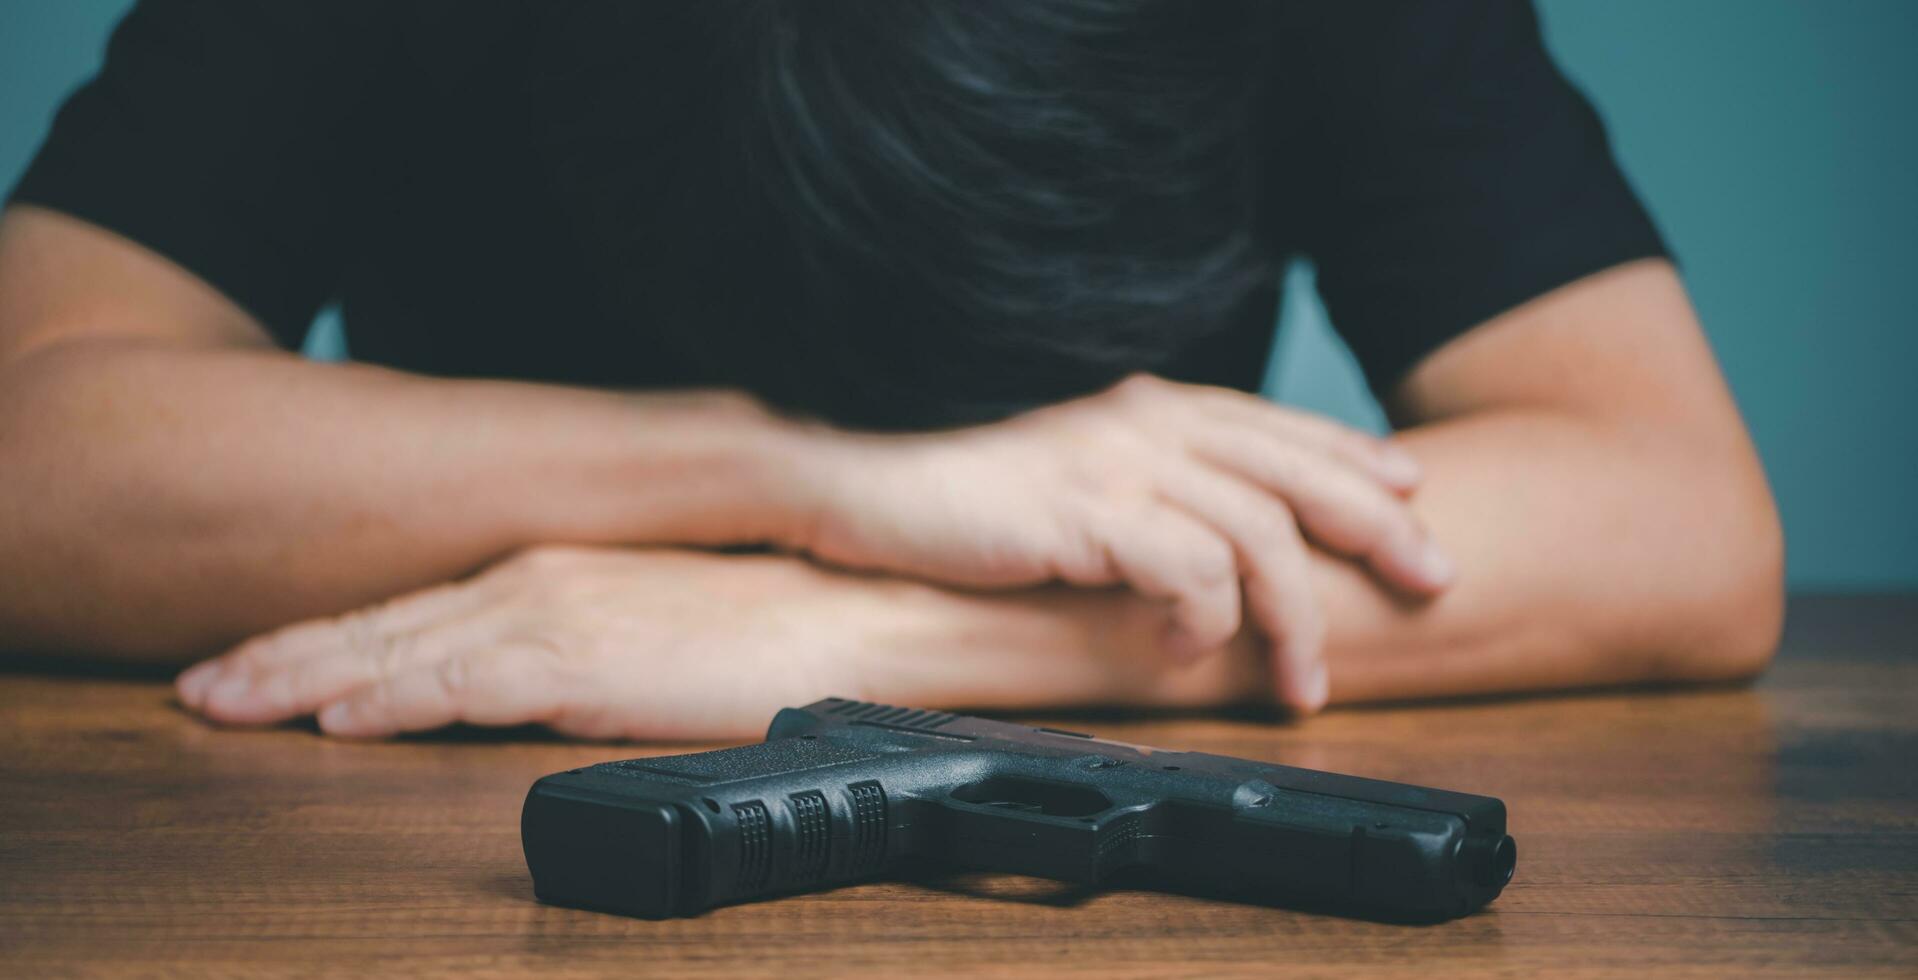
{"left": 3, "top": 595, "right": 1913, "bottom": 977}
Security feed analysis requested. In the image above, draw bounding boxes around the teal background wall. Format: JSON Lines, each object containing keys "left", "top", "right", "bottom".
{"left": 5, "top": 1, "right": 1914, "bottom": 588}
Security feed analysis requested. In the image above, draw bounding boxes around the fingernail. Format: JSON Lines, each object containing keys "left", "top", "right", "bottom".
{"left": 317, "top": 702, "right": 353, "bottom": 733}
{"left": 1379, "top": 445, "right": 1422, "bottom": 486}
{"left": 204, "top": 672, "right": 251, "bottom": 712}
{"left": 176, "top": 662, "right": 220, "bottom": 707}
{"left": 1306, "top": 660, "right": 1331, "bottom": 711}
{"left": 1417, "top": 538, "right": 1458, "bottom": 589}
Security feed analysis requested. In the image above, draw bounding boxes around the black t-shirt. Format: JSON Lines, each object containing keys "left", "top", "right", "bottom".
{"left": 10, "top": 0, "right": 1663, "bottom": 428}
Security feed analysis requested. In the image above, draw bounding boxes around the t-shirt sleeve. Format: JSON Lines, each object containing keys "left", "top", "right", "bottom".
{"left": 1272, "top": 0, "right": 1668, "bottom": 395}
{"left": 7, "top": 0, "right": 398, "bottom": 346}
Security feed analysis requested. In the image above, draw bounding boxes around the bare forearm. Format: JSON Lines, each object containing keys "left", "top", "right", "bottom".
{"left": 855, "top": 408, "right": 1782, "bottom": 712}
{"left": 0, "top": 341, "right": 801, "bottom": 659}
{"left": 1318, "top": 409, "right": 1782, "bottom": 703}
{"left": 167, "top": 390, "right": 1785, "bottom": 736}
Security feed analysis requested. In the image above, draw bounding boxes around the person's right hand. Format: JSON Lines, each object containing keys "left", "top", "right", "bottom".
{"left": 783, "top": 374, "right": 1457, "bottom": 712}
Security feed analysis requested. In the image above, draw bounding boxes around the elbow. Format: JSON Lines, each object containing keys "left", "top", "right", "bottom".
{"left": 1669, "top": 462, "right": 1786, "bottom": 683}
{"left": 1703, "top": 516, "right": 1784, "bottom": 683}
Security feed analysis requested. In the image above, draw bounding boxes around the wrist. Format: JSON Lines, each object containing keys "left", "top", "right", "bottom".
{"left": 699, "top": 390, "right": 827, "bottom": 548}
{"left": 839, "top": 579, "right": 1273, "bottom": 713}
{"left": 597, "top": 388, "right": 825, "bottom": 548}
{"left": 748, "top": 407, "right": 846, "bottom": 555}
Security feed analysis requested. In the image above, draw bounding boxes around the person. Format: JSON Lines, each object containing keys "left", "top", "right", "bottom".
{"left": 0, "top": 0, "right": 1781, "bottom": 739}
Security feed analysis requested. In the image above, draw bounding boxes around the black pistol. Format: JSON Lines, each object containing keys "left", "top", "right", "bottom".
{"left": 521, "top": 699, "right": 1516, "bottom": 922}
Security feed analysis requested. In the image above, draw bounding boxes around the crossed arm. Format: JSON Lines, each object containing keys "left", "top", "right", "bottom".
{"left": 0, "top": 205, "right": 1782, "bottom": 737}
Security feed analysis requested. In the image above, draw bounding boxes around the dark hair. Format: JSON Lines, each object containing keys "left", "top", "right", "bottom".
{"left": 542, "top": 1, "right": 1277, "bottom": 428}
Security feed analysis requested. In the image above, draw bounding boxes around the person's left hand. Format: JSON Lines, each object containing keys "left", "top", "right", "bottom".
{"left": 174, "top": 546, "right": 901, "bottom": 740}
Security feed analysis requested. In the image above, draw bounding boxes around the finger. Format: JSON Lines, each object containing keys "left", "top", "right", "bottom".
{"left": 1191, "top": 428, "right": 1455, "bottom": 595}
{"left": 316, "top": 643, "right": 565, "bottom": 738}
{"left": 1190, "top": 387, "right": 1422, "bottom": 492}
{"left": 1081, "top": 501, "right": 1242, "bottom": 658}
{"left": 178, "top": 582, "right": 495, "bottom": 708}
{"left": 195, "top": 612, "right": 514, "bottom": 725}
{"left": 240, "top": 583, "right": 495, "bottom": 671}
{"left": 1155, "top": 468, "right": 1329, "bottom": 713}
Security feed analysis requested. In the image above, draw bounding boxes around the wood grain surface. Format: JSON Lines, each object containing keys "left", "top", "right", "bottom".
{"left": 2, "top": 594, "right": 1913, "bottom": 978}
